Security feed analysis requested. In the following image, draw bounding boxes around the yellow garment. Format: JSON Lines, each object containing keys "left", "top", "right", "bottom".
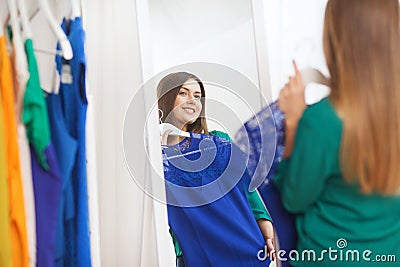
{"left": 0, "top": 35, "right": 29, "bottom": 267}
{"left": 0, "top": 60, "right": 12, "bottom": 267}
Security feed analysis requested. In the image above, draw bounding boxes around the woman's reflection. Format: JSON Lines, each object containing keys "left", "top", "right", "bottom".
{"left": 157, "top": 72, "right": 275, "bottom": 267}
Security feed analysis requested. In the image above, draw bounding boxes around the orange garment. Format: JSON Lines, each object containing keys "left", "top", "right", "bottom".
{"left": 0, "top": 35, "right": 29, "bottom": 267}
{"left": 0, "top": 62, "right": 12, "bottom": 267}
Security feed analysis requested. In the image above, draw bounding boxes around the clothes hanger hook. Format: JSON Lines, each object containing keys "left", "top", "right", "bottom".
{"left": 158, "top": 109, "right": 164, "bottom": 124}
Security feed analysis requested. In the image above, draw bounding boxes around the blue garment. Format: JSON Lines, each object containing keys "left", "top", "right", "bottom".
{"left": 47, "top": 92, "right": 78, "bottom": 267}
{"left": 235, "top": 101, "right": 297, "bottom": 267}
{"left": 30, "top": 145, "right": 62, "bottom": 267}
{"left": 54, "top": 17, "right": 91, "bottom": 267}
{"left": 163, "top": 133, "right": 270, "bottom": 267}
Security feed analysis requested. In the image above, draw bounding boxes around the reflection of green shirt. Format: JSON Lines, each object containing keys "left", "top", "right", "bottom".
{"left": 274, "top": 98, "right": 400, "bottom": 267}
{"left": 170, "top": 130, "right": 272, "bottom": 257}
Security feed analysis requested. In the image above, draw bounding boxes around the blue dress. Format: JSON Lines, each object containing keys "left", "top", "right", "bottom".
{"left": 47, "top": 91, "right": 78, "bottom": 266}
{"left": 235, "top": 101, "right": 297, "bottom": 267}
{"left": 53, "top": 17, "right": 91, "bottom": 267}
{"left": 163, "top": 133, "right": 270, "bottom": 267}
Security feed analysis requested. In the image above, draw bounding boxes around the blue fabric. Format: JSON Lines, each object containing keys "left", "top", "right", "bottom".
{"left": 235, "top": 101, "right": 297, "bottom": 267}
{"left": 47, "top": 92, "right": 78, "bottom": 267}
{"left": 31, "top": 144, "right": 62, "bottom": 267}
{"left": 54, "top": 17, "right": 91, "bottom": 267}
{"left": 163, "top": 133, "right": 270, "bottom": 267}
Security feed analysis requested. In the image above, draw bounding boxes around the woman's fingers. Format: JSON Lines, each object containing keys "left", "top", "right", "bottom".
{"left": 160, "top": 129, "right": 173, "bottom": 145}
{"left": 266, "top": 238, "right": 276, "bottom": 261}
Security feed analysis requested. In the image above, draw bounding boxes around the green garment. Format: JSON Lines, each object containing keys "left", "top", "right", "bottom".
{"left": 274, "top": 98, "right": 400, "bottom": 267}
{"left": 22, "top": 39, "right": 50, "bottom": 170}
{"left": 170, "top": 130, "right": 271, "bottom": 257}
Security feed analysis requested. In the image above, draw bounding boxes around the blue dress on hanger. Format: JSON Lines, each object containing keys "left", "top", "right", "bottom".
{"left": 235, "top": 101, "right": 297, "bottom": 267}
{"left": 163, "top": 133, "right": 271, "bottom": 267}
{"left": 47, "top": 90, "right": 78, "bottom": 267}
{"left": 52, "top": 17, "right": 91, "bottom": 267}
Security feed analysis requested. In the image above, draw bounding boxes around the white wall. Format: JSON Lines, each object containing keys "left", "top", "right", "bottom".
{"left": 264, "top": 0, "right": 329, "bottom": 103}
{"left": 85, "top": 0, "right": 146, "bottom": 265}
{"left": 145, "top": 0, "right": 266, "bottom": 136}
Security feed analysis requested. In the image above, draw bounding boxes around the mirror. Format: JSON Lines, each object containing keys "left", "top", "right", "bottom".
{"left": 129, "top": 0, "right": 274, "bottom": 266}
{"left": 127, "top": 0, "right": 330, "bottom": 266}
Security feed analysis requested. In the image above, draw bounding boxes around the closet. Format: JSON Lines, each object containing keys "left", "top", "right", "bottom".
{"left": 0, "top": 0, "right": 100, "bottom": 266}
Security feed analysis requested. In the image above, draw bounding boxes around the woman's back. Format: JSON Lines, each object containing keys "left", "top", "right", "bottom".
{"left": 275, "top": 98, "right": 400, "bottom": 266}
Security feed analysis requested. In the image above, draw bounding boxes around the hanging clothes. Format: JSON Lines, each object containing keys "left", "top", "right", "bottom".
{"left": 17, "top": 123, "right": 36, "bottom": 267}
{"left": 53, "top": 17, "right": 91, "bottom": 267}
{"left": 23, "top": 38, "right": 62, "bottom": 267}
{"left": 235, "top": 101, "right": 297, "bottom": 267}
{"left": 8, "top": 28, "right": 38, "bottom": 267}
{"left": 47, "top": 68, "right": 78, "bottom": 267}
{"left": 0, "top": 34, "right": 30, "bottom": 267}
{"left": 163, "top": 133, "right": 270, "bottom": 267}
{"left": 0, "top": 35, "right": 12, "bottom": 267}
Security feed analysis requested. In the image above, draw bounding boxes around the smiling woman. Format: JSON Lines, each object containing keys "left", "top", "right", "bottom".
{"left": 157, "top": 72, "right": 275, "bottom": 267}
{"left": 157, "top": 72, "right": 208, "bottom": 139}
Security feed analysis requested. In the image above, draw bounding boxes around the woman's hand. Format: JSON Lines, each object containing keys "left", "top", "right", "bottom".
{"left": 278, "top": 61, "right": 306, "bottom": 158}
{"left": 160, "top": 129, "right": 173, "bottom": 146}
{"left": 278, "top": 60, "right": 306, "bottom": 127}
{"left": 257, "top": 219, "right": 276, "bottom": 261}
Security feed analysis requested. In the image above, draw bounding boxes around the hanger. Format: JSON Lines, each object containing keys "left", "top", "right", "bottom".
{"left": 7, "top": 0, "right": 28, "bottom": 73}
{"left": 159, "top": 123, "right": 191, "bottom": 138}
{"left": 37, "top": 0, "right": 73, "bottom": 60}
{"left": 162, "top": 134, "right": 229, "bottom": 161}
{"left": 158, "top": 109, "right": 191, "bottom": 138}
{"left": 17, "top": 0, "right": 33, "bottom": 41}
{"left": 70, "top": 0, "right": 81, "bottom": 19}
{"left": 0, "top": 7, "right": 4, "bottom": 36}
{"left": 300, "top": 67, "right": 331, "bottom": 87}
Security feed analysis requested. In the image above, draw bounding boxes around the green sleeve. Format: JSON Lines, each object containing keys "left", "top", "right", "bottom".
{"left": 274, "top": 103, "right": 338, "bottom": 213}
{"left": 246, "top": 189, "right": 272, "bottom": 221}
{"left": 209, "top": 130, "right": 232, "bottom": 142}
{"left": 169, "top": 229, "right": 183, "bottom": 257}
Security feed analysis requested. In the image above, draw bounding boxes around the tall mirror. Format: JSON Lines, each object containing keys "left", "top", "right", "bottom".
{"left": 128, "top": 0, "right": 274, "bottom": 266}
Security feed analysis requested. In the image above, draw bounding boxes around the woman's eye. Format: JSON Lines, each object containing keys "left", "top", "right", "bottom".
{"left": 179, "top": 91, "right": 187, "bottom": 96}
{"left": 194, "top": 95, "right": 201, "bottom": 99}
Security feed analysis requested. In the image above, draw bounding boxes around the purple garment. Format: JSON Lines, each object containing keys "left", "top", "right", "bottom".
{"left": 31, "top": 144, "right": 62, "bottom": 267}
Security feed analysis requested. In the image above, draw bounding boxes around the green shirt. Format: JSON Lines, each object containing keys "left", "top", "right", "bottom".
{"left": 170, "top": 130, "right": 271, "bottom": 257}
{"left": 22, "top": 39, "right": 51, "bottom": 170}
{"left": 274, "top": 98, "right": 400, "bottom": 266}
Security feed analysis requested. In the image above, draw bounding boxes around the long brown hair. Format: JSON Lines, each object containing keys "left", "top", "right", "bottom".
{"left": 157, "top": 72, "right": 209, "bottom": 134}
{"left": 324, "top": 0, "right": 400, "bottom": 195}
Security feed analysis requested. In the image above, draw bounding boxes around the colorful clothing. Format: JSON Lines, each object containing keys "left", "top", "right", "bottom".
{"left": 23, "top": 38, "right": 62, "bottom": 267}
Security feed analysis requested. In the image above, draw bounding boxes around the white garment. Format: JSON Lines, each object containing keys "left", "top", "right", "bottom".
{"left": 18, "top": 123, "right": 36, "bottom": 267}
{"left": 13, "top": 38, "right": 29, "bottom": 121}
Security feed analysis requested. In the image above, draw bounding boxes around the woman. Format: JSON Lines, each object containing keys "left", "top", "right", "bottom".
{"left": 158, "top": 72, "right": 275, "bottom": 266}
{"left": 276, "top": 0, "right": 400, "bottom": 266}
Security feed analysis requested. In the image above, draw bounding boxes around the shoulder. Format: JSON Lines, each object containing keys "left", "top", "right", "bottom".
{"left": 298, "top": 98, "right": 342, "bottom": 144}
{"left": 301, "top": 98, "right": 341, "bottom": 126}
{"left": 208, "top": 130, "right": 232, "bottom": 142}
